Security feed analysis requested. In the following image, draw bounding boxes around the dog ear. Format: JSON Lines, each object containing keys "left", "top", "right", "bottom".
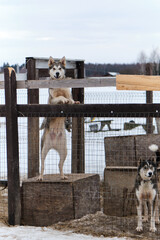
{"left": 151, "top": 156, "right": 157, "bottom": 164}
{"left": 137, "top": 157, "right": 142, "bottom": 167}
{"left": 59, "top": 56, "right": 66, "bottom": 67}
{"left": 48, "top": 56, "right": 55, "bottom": 67}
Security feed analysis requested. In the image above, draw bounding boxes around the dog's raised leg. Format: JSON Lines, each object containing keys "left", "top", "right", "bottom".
{"left": 136, "top": 200, "right": 143, "bottom": 232}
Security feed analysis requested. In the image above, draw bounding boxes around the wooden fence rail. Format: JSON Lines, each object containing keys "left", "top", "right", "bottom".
{"left": 1, "top": 103, "right": 160, "bottom": 118}
{"left": 0, "top": 76, "right": 116, "bottom": 89}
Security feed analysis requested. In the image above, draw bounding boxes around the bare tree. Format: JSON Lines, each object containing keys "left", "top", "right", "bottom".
{"left": 149, "top": 48, "right": 160, "bottom": 75}
{"left": 137, "top": 51, "right": 147, "bottom": 74}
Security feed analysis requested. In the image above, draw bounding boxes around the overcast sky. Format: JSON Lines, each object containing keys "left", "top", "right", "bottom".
{"left": 1, "top": 0, "right": 160, "bottom": 65}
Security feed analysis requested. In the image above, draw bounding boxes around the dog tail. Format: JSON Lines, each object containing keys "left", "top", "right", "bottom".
{"left": 149, "top": 144, "right": 160, "bottom": 163}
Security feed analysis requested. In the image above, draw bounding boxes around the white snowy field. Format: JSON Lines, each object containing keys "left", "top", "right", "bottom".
{"left": 0, "top": 223, "right": 128, "bottom": 240}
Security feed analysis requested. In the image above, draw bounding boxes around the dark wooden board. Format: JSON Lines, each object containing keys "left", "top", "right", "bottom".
{"left": 104, "top": 136, "right": 136, "bottom": 166}
{"left": 26, "top": 58, "right": 39, "bottom": 178}
{"left": 103, "top": 167, "right": 137, "bottom": 217}
{"left": 4, "top": 68, "right": 21, "bottom": 225}
{"left": 21, "top": 174, "right": 100, "bottom": 226}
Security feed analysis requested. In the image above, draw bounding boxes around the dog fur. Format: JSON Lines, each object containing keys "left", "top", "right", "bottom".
{"left": 135, "top": 144, "right": 160, "bottom": 232}
{"left": 37, "top": 56, "right": 79, "bottom": 181}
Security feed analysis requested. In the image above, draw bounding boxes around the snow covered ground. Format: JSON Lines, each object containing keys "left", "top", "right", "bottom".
{"left": 0, "top": 223, "right": 127, "bottom": 240}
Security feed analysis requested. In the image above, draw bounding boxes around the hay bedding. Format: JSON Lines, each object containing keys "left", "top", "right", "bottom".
{"left": 52, "top": 211, "right": 160, "bottom": 240}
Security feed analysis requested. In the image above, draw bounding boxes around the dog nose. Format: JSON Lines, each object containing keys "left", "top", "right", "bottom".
{"left": 56, "top": 72, "right": 60, "bottom": 78}
{"left": 148, "top": 172, "right": 152, "bottom": 177}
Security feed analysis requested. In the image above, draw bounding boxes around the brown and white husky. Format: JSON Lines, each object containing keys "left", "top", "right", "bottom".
{"left": 37, "top": 56, "right": 79, "bottom": 181}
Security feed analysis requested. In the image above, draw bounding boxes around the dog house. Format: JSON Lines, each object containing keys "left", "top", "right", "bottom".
{"left": 103, "top": 133, "right": 160, "bottom": 217}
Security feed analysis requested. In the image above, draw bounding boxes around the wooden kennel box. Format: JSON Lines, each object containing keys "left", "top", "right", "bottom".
{"left": 103, "top": 134, "right": 160, "bottom": 217}
{"left": 21, "top": 174, "right": 100, "bottom": 226}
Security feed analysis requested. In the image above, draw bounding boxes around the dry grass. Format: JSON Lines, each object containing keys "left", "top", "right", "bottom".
{"left": 52, "top": 211, "right": 160, "bottom": 240}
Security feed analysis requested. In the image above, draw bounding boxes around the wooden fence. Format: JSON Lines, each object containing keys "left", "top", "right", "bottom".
{"left": 0, "top": 57, "right": 160, "bottom": 225}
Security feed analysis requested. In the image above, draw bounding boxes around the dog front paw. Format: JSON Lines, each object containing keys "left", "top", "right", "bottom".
{"left": 136, "top": 226, "right": 143, "bottom": 232}
{"left": 150, "top": 226, "right": 157, "bottom": 233}
{"left": 36, "top": 175, "right": 43, "bottom": 181}
{"left": 59, "top": 98, "right": 69, "bottom": 104}
{"left": 74, "top": 101, "right": 80, "bottom": 104}
{"left": 61, "top": 175, "right": 68, "bottom": 180}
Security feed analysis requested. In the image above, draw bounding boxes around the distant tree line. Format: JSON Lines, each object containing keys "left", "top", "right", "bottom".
{"left": 85, "top": 63, "right": 141, "bottom": 77}
{"left": 0, "top": 63, "right": 25, "bottom": 73}
{"left": 1, "top": 48, "right": 160, "bottom": 76}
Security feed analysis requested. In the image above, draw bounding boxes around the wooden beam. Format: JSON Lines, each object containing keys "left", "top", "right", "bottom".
{"left": 72, "top": 61, "right": 85, "bottom": 174}
{"left": 15, "top": 103, "right": 160, "bottom": 118}
{"left": 0, "top": 105, "right": 5, "bottom": 116}
{"left": 116, "top": 74, "right": 160, "bottom": 91}
{"left": 145, "top": 65, "right": 153, "bottom": 134}
{"left": 4, "top": 68, "right": 21, "bottom": 225}
{"left": 0, "top": 77, "right": 116, "bottom": 89}
{"left": 26, "top": 58, "right": 39, "bottom": 178}
{"left": 2, "top": 103, "right": 160, "bottom": 118}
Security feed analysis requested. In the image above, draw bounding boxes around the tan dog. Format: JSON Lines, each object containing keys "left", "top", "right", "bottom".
{"left": 37, "top": 56, "right": 79, "bottom": 181}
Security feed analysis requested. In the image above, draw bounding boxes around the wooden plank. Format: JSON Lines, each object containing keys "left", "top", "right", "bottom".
{"left": 32, "top": 57, "right": 84, "bottom": 69}
{"left": 0, "top": 77, "right": 116, "bottom": 89}
{"left": 145, "top": 65, "right": 153, "bottom": 134}
{"left": 73, "top": 174, "right": 100, "bottom": 219}
{"left": 26, "top": 58, "right": 39, "bottom": 178}
{"left": 0, "top": 105, "right": 5, "bottom": 117}
{"left": 72, "top": 61, "right": 85, "bottom": 173}
{"left": 3, "top": 102, "right": 160, "bottom": 118}
{"left": 104, "top": 167, "right": 137, "bottom": 217}
{"left": 4, "top": 68, "right": 21, "bottom": 225}
{"left": 116, "top": 74, "right": 160, "bottom": 91}
{"left": 104, "top": 136, "right": 136, "bottom": 166}
{"left": 21, "top": 174, "right": 100, "bottom": 226}
{"left": 16, "top": 103, "right": 160, "bottom": 118}
{"left": 106, "top": 166, "right": 137, "bottom": 170}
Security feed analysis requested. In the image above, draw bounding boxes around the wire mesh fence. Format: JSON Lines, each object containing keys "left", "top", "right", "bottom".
{"left": 1, "top": 80, "right": 160, "bottom": 238}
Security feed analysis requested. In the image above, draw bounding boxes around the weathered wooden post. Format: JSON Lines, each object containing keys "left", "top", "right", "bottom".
{"left": 4, "top": 68, "right": 21, "bottom": 225}
{"left": 72, "top": 61, "right": 85, "bottom": 173}
{"left": 26, "top": 58, "right": 39, "bottom": 178}
{"left": 145, "top": 63, "right": 153, "bottom": 134}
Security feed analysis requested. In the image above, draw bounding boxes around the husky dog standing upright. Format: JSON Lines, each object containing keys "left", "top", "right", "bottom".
{"left": 37, "top": 56, "right": 79, "bottom": 181}
{"left": 135, "top": 144, "right": 160, "bottom": 232}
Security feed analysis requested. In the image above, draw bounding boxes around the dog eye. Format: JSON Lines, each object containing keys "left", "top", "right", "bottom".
{"left": 144, "top": 166, "right": 147, "bottom": 170}
{"left": 53, "top": 67, "right": 56, "bottom": 70}
{"left": 59, "top": 67, "right": 62, "bottom": 70}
